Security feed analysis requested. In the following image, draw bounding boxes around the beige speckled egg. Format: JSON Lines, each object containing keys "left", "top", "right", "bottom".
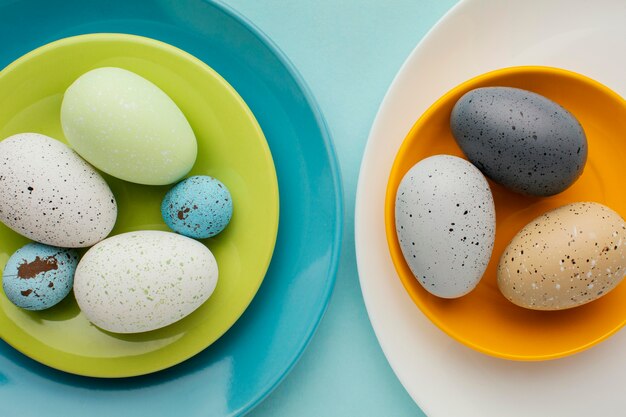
{"left": 73, "top": 230, "right": 218, "bottom": 333}
{"left": 498, "top": 202, "right": 626, "bottom": 310}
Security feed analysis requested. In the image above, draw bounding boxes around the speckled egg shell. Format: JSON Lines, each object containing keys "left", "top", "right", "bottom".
{"left": 0, "top": 133, "right": 117, "bottom": 247}
{"left": 2, "top": 243, "right": 78, "bottom": 311}
{"left": 450, "top": 87, "right": 587, "bottom": 196}
{"left": 161, "top": 175, "right": 233, "bottom": 239}
{"left": 73, "top": 230, "right": 218, "bottom": 333}
{"left": 61, "top": 67, "right": 197, "bottom": 185}
{"left": 498, "top": 202, "right": 626, "bottom": 310}
{"left": 395, "top": 155, "right": 496, "bottom": 298}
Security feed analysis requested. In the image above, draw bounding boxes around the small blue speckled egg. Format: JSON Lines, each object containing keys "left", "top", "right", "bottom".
{"left": 161, "top": 175, "right": 233, "bottom": 239}
{"left": 2, "top": 243, "right": 79, "bottom": 310}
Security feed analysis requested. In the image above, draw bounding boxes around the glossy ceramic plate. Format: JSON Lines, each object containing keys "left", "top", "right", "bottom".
{"left": 0, "top": 33, "right": 279, "bottom": 378}
{"left": 0, "top": 1, "right": 342, "bottom": 416}
{"left": 356, "top": 0, "right": 626, "bottom": 415}
{"left": 384, "top": 66, "right": 626, "bottom": 361}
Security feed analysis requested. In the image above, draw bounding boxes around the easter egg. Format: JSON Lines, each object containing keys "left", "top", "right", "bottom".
{"left": 73, "top": 230, "right": 218, "bottom": 333}
{"left": 498, "top": 202, "right": 626, "bottom": 310}
{"left": 161, "top": 175, "right": 233, "bottom": 239}
{"left": 450, "top": 87, "right": 587, "bottom": 196}
{"left": 0, "top": 133, "right": 117, "bottom": 247}
{"left": 61, "top": 67, "right": 197, "bottom": 185}
{"left": 395, "top": 155, "right": 496, "bottom": 298}
{"left": 2, "top": 243, "right": 78, "bottom": 311}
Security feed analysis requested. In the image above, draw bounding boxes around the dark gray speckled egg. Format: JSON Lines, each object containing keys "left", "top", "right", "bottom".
{"left": 450, "top": 87, "right": 587, "bottom": 196}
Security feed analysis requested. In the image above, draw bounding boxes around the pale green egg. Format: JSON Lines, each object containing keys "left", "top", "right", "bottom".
{"left": 61, "top": 67, "right": 197, "bottom": 185}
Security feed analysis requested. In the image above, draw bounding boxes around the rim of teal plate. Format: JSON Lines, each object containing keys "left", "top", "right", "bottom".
{"left": 0, "top": 0, "right": 344, "bottom": 411}
{"left": 209, "top": 1, "right": 344, "bottom": 415}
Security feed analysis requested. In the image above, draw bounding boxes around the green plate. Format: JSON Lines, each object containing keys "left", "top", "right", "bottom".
{"left": 0, "top": 34, "right": 279, "bottom": 377}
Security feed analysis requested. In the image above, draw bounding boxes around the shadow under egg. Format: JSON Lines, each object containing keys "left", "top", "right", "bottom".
{"left": 23, "top": 291, "right": 81, "bottom": 322}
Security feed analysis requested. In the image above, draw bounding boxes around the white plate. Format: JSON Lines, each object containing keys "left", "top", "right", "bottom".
{"left": 355, "top": 0, "right": 626, "bottom": 415}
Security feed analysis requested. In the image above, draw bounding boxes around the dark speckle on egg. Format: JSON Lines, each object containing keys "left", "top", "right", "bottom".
{"left": 450, "top": 87, "right": 587, "bottom": 196}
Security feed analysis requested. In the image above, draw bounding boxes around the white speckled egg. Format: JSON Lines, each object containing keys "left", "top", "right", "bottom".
{"left": 0, "top": 133, "right": 117, "bottom": 247}
{"left": 395, "top": 155, "right": 496, "bottom": 298}
{"left": 498, "top": 202, "right": 626, "bottom": 310}
{"left": 73, "top": 230, "right": 218, "bottom": 333}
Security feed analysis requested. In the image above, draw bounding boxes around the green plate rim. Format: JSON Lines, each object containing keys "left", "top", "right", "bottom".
{"left": 0, "top": 33, "right": 279, "bottom": 378}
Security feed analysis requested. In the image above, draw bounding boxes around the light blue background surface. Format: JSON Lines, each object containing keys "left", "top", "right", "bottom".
{"left": 220, "top": 1, "right": 458, "bottom": 416}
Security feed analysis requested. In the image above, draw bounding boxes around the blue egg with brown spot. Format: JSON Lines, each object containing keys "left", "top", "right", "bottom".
{"left": 161, "top": 175, "right": 233, "bottom": 239}
{"left": 2, "top": 243, "right": 79, "bottom": 310}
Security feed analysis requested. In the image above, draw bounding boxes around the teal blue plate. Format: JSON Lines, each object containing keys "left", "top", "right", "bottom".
{"left": 0, "top": 0, "right": 343, "bottom": 416}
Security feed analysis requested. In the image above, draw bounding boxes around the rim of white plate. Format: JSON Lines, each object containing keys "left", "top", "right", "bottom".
{"left": 355, "top": 1, "right": 469, "bottom": 411}
{"left": 355, "top": 0, "right": 626, "bottom": 415}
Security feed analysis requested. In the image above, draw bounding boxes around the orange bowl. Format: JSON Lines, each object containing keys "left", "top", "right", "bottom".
{"left": 385, "top": 66, "right": 626, "bottom": 360}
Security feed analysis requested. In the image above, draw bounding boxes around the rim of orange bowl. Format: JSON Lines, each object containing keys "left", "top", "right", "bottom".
{"left": 384, "top": 65, "right": 626, "bottom": 361}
